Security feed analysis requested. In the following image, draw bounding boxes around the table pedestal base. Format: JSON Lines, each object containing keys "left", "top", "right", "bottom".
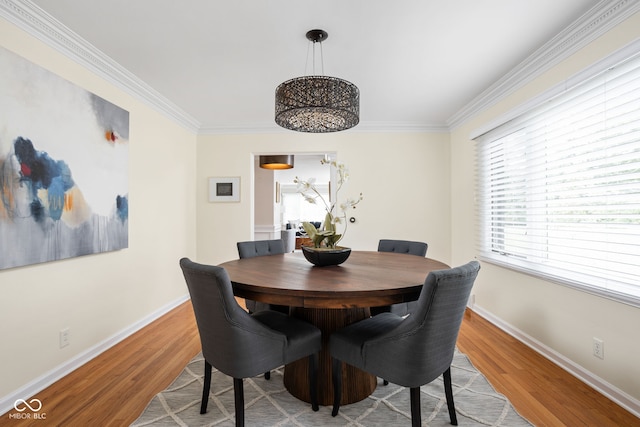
{"left": 284, "top": 307, "right": 377, "bottom": 406}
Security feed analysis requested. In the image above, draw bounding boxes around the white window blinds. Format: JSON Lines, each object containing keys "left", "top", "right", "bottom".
{"left": 475, "top": 52, "right": 640, "bottom": 306}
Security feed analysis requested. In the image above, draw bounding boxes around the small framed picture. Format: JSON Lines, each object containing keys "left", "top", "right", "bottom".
{"left": 208, "top": 177, "right": 240, "bottom": 202}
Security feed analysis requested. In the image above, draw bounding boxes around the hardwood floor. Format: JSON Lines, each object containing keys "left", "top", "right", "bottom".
{"left": 4, "top": 301, "right": 638, "bottom": 426}
{"left": 3, "top": 302, "right": 201, "bottom": 427}
{"left": 457, "top": 310, "right": 639, "bottom": 426}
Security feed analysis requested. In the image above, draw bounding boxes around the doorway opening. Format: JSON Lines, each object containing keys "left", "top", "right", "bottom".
{"left": 253, "top": 152, "right": 336, "bottom": 248}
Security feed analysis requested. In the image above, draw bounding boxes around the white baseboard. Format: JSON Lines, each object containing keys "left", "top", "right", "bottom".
{"left": 471, "top": 305, "right": 640, "bottom": 418}
{"left": 0, "top": 294, "right": 189, "bottom": 416}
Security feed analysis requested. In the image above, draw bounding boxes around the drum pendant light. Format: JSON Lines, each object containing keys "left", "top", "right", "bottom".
{"left": 259, "top": 155, "right": 295, "bottom": 170}
{"left": 275, "top": 30, "right": 359, "bottom": 133}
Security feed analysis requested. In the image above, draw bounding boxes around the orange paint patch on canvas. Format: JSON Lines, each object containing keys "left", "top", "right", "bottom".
{"left": 0, "top": 175, "right": 10, "bottom": 219}
{"left": 61, "top": 186, "right": 91, "bottom": 227}
{"left": 64, "top": 192, "right": 73, "bottom": 211}
{"left": 105, "top": 130, "right": 118, "bottom": 143}
{"left": 0, "top": 182, "right": 12, "bottom": 219}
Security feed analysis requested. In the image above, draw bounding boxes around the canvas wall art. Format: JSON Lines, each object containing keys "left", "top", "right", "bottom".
{"left": 208, "top": 177, "right": 240, "bottom": 202}
{"left": 0, "top": 46, "right": 129, "bottom": 270}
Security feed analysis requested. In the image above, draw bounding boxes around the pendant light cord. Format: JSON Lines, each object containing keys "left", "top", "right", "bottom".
{"left": 305, "top": 39, "right": 325, "bottom": 76}
{"left": 319, "top": 41, "right": 324, "bottom": 75}
{"left": 305, "top": 41, "right": 311, "bottom": 75}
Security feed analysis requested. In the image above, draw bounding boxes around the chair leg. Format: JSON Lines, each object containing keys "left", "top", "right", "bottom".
{"left": 201, "top": 360, "right": 212, "bottom": 414}
{"left": 308, "top": 353, "right": 319, "bottom": 411}
{"left": 443, "top": 367, "right": 458, "bottom": 425}
{"left": 264, "top": 371, "right": 270, "bottom": 380}
{"left": 331, "top": 357, "right": 342, "bottom": 417}
{"left": 233, "top": 378, "right": 244, "bottom": 427}
{"left": 410, "top": 387, "right": 421, "bottom": 427}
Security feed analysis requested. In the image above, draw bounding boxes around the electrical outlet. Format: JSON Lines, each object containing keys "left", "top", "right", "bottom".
{"left": 60, "top": 328, "right": 70, "bottom": 348}
{"left": 593, "top": 337, "right": 604, "bottom": 359}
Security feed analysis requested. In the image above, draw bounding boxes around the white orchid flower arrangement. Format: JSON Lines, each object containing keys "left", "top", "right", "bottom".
{"left": 293, "top": 159, "right": 363, "bottom": 249}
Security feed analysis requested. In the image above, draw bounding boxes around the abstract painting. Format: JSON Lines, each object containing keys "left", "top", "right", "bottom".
{"left": 0, "top": 46, "right": 129, "bottom": 270}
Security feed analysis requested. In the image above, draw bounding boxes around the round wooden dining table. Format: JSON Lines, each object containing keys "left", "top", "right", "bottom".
{"left": 218, "top": 250, "right": 449, "bottom": 406}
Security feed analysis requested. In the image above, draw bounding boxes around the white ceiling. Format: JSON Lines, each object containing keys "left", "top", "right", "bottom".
{"left": 28, "top": 0, "right": 603, "bottom": 132}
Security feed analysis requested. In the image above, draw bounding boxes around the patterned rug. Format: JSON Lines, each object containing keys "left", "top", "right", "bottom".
{"left": 131, "top": 350, "right": 533, "bottom": 426}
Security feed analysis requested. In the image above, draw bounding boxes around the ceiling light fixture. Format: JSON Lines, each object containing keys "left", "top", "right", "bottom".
{"left": 259, "top": 155, "right": 295, "bottom": 170}
{"left": 275, "top": 29, "right": 359, "bottom": 133}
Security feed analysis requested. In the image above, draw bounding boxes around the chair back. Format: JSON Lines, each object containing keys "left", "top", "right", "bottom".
{"left": 237, "top": 239, "right": 285, "bottom": 258}
{"left": 365, "top": 261, "right": 480, "bottom": 387}
{"left": 378, "top": 239, "right": 427, "bottom": 257}
{"left": 179, "top": 258, "right": 285, "bottom": 378}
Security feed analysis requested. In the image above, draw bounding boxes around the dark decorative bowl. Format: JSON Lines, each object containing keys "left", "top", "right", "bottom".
{"left": 301, "top": 246, "right": 351, "bottom": 267}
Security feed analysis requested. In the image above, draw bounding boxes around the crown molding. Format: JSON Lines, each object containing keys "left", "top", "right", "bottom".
{"left": 198, "top": 121, "right": 449, "bottom": 135}
{"left": 0, "top": 0, "right": 201, "bottom": 134}
{"left": 447, "top": 0, "right": 640, "bottom": 130}
{"left": 198, "top": 122, "right": 290, "bottom": 135}
{"left": 2, "top": 0, "right": 637, "bottom": 135}
{"left": 469, "top": 36, "right": 640, "bottom": 140}
{"left": 354, "top": 121, "right": 450, "bottom": 134}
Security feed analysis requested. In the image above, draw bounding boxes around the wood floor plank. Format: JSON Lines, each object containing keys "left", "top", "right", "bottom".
{"left": 2, "top": 301, "right": 200, "bottom": 427}
{"left": 457, "top": 309, "right": 639, "bottom": 426}
{"left": 3, "top": 302, "right": 638, "bottom": 426}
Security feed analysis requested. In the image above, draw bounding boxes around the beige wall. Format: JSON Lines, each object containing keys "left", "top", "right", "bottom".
{"left": 196, "top": 131, "right": 451, "bottom": 265}
{"left": 0, "top": 18, "right": 197, "bottom": 399}
{"left": 450, "top": 11, "right": 640, "bottom": 402}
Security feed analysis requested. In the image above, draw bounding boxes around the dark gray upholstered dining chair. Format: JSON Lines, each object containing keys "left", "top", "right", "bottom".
{"left": 236, "top": 239, "right": 288, "bottom": 314}
{"left": 237, "top": 238, "right": 286, "bottom": 259}
{"left": 371, "top": 239, "right": 429, "bottom": 316}
{"left": 377, "top": 239, "right": 428, "bottom": 256}
{"left": 330, "top": 260, "right": 480, "bottom": 426}
{"left": 179, "top": 258, "right": 321, "bottom": 427}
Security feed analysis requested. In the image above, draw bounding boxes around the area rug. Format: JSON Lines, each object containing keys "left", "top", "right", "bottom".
{"left": 131, "top": 350, "right": 533, "bottom": 426}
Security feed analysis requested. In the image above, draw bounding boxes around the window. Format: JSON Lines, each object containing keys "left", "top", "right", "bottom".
{"left": 281, "top": 184, "right": 329, "bottom": 225}
{"left": 475, "top": 51, "right": 640, "bottom": 307}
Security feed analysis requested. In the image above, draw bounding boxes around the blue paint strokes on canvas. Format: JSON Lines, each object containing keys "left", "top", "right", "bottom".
{"left": 30, "top": 199, "right": 45, "bottom": 222}
{"left": 0, "top": 136, "right": 129, "bottom": 269}
{"left": 0, "top": 137, "right": 129, "bottom": 269}
{"left": 0, "top": 45, "right": 130, "bottom": 270}
{"left": 13, "top": 137, "right": 75, "bottom": 222}
{"left": 48, "top": 176, "right": 66, "bottom": 220}
{"left": 116, "top": 195, "right": 128, "bottom": 222}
